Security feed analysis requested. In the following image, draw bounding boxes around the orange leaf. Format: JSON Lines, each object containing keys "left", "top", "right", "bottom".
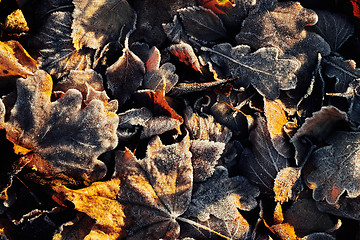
{"left": 197, "top": 0, "right": 234, "bottom": 14}
{"left": 350, "top": 0, "right": 360, "bottom": 19}
{"left": 0, "top": 40, "right": 37, "bottom": 78}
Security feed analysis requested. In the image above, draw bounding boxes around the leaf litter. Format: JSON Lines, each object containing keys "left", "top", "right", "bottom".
{"left": 1, "top": 0, "right": 360, "bottom": 239}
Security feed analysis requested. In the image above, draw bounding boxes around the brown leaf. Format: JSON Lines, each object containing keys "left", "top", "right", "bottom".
{"left": 115, "top": 136, "right": 193, "bottom": 239}
{"left": 4, "top": 9, "right": 29, "bottom": 33}
{"left": 52, "top": 213, "right": 95, "bottom": 240}
{"left": 2, "top": 70, "right": 119, "bottom": 183}
{"left": 29, "top": 11, "right": 92, "bottom": 78}
{"left": 71, "top": 0, "right": 136, "bottom": 50}
{"left": 106, "top": 42, "right": 145, "bottom": 106}
{"left": 0, "top": 40, "right": 36, "bottom": 78}
{"left": 54, "top": 179, "right": 125, "bottom": 240}
{"left": 273, "top": 167, "right": 302, "bottom": 204}
{"left": 270, "top": 223, "right": 298, "bottom": 240}
{"left": 169, "top": 42, "right": 202, "bottom": 72}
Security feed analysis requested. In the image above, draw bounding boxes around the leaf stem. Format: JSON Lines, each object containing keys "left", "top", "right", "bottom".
{"left": 177, "top": 216, "right": 232, "bottom": 240}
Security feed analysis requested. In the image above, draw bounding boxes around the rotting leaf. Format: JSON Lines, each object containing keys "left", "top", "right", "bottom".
{"left": 2, "top": 70, "right": 119, "bottom": 183}
{"left": 308, "top": 10, "right": 354, "bottom": 51}
{"left": 29, "top": 11, "right": 93, "bottom": 79}
{"left": 0, "top": 40, "right": 36, "bottom": 78}
{"left": 53, "top": 178, "right": 125, "bottom": 240}
{"left": 71, "top": 0, "right": 136, "bottom": 50}
{"left": 177, "top": 6, "right": 228, "bottom": 42}
{"left": 106, "top": 39, "right": 145, "bottom": 106}
{"left": 239, "top": 115, "right": 289, "bottom": 194}
{"left": 202, "top": 43, "right": 300, "bottom": 99}
{"left": 306, "top": 131, "right": 360, "bottom": 204}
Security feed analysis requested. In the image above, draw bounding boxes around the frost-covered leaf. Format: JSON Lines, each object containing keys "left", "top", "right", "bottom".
{"left": 322, "top": 55, "right": 360, "bottom": 93}
{"left": 143, "top": 63, "right": 178, "bottom": 93}
{"left": 210, "top": 101, "right": 248, "bottom": 133}
{"left": 54, "top": 178, "right": 125, "bottom": 240}
{"left": 283, "top": 198, "right": 337, "bottom": 237}
{"left": 236, "top": 1, "right": 331, "bottom": 98}
{"left": 264, "top": 98, "right": 294, "bottom": 158}
{"left": 52, "top": 213, "right": 95, "bottom": 240}
{"left": 0, "top": 40, "right": 36, "bottom": 78}
{"left": 239, "top": 115, "right": 289, "bottom": 193}
{"left": 54, "top": 69, "right": 110, "bottom": 105}
{"left": 306, "top": 131, "right": 360, "bottom": 204}
{"left": 178, "top": 6, "right": 227, "bottom": 42}
{"left": 190, "top": 139, "right": 225, "bottom": 182}
{"left": 184, "top": 166, "right": 258, "bottom": 239}
{"left": 203, "top": 43, "right": 300, "bottom": 99}
{"left": 303, "top": 233, "right": 336, "bottom": 240}
{"left": 197, "top": 0, "right": 234, "bottom": 15}
{"left": 115, "top": 136, "right": 193, "bottom": 239}
{"left": 308, "top": 10, "right": 354, "bottom": 51}
{"left": 273, "top": 167, "right": 302, "bottom": 204}
{"left": 169, "top": 42, "right": 202, "bottom": 72}
{"left": 29, "top": 11, "right": 92, "bottom": 79}
{"left": 71, "top": 0, "right": 136, "bottom": 50}
{"left": 184, "top": 106, "right": 232, "bottom": 143}
{"left": 292, "top": 106, "right": 348, "bottom": 166}
{"left": 2, "top": 70, "right": 119, "bottom": 183}
{"left": 106, "top": 41, "right": 145, "bottom": 106}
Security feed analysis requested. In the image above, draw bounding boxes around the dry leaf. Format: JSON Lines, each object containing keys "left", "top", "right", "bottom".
{"left": 273, "top": 167, "right": 302, "bottom": 204}
{"left": 1, "top": 70, "right": 119, "bottom": 183}
{"left": 169, "top": 42, "right": 202, "bottom": 73}
{"left": 0, "top": 40, "right": 36, "bottom": 78}
{"left": 54, "top": 179, "right": 125, "bottom": 240}
{"left": 306, "top": 131, "right": 360, "bottom": 204}
{"left": 106, "top": 41, "right": 145, "bottom": 106}
{"left": 72, "top": 0, "right": 136, "bottom": 50}
{"left": 202, "top": 43, "right": 300, "bottom": 99}
{"left": 178, "top": 6, "right": 227, "bottom": 42}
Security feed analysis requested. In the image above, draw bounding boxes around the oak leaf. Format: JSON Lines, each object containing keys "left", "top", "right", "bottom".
{"left": 202, "top": 43, "right": 300, "bottom": 99}
{"left": 1, "top": 70, "right": 119, "bottom": 183}
{"left": 306, "top": 131, "right": 360, "bottom": 204}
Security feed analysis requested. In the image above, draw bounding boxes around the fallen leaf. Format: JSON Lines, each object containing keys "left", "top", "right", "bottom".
{"left": 2, "top": 70, "right": 119, "bottom": 183}
{"left": 239, "top": 115, "right": 289, "bottom": 193}
{"left": 106, "top": 39, "right": 145, "bottom": 106}
{"left": 273, "top": 167, "right": 302, "bottom": 204}
{"left": 54, "top": 179, "right": 125, "bottom": 240}
{"left": 52, "top": 213, "right": 95, "bottom": 240}
{"left": 143, "top": 63, "right": 179, "bottom": 93}
{"left": 169, "top": 42, "right": 202, "bottom": 72}
{"left": 29, "top": 11, "right": 92, "bottom": 78}
{"left": 264, "top": 98, "right": 294, "bottom": 158}
{"left": 115, "top": 136, "right": 193, "bottom": 239}
{"left": 202, "top": 43, "right": 300, "bottom": 99}
{"left": 4, "top": 9, "right": 29, "bottom": 33}
{"left": 308, "top": 10, "right": 354, "bottom": 51}
{"left": 306, "top": 131, "right": 360, "bottom": 204}
{"left": 0, "top": 40, "right": 36, "bottom": 78}
{"left": 178, "top": 6, "right": 228, "bottom": 42}
{"left": 197, "top": 0, "right": 234, "bottom": 15}
{"left": 71, "top": 0, "right": 136, "bottom": 50}
{"left": 322, "top": 55, "right": 360, "bottom": 93}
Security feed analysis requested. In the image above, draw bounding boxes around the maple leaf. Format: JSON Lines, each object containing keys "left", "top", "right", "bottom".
{"left": 0, "top": 40, "right": 37, "bottom": 78}
{"left": 115, "top": 136, "right": 193, "bottom": 239}
{"left": 1, "top": 70, "right": 119, "bottom": 183}
{"left": 71, "top": 0, "right": 136, "bottom": 50}
{"left": 202, "top": 43, "right": 300, "bottom": 99}
{"left": 53, "top": 179, "right": 125, "bottom": 240}
{"left": 29, "top": 11, "right": 93, "bottom": 79}
{"left": 306, "top": 131, "right": 360, "bottom": 204}
{"left": 106, "top": 39, "right": 145, "bottom": 106}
